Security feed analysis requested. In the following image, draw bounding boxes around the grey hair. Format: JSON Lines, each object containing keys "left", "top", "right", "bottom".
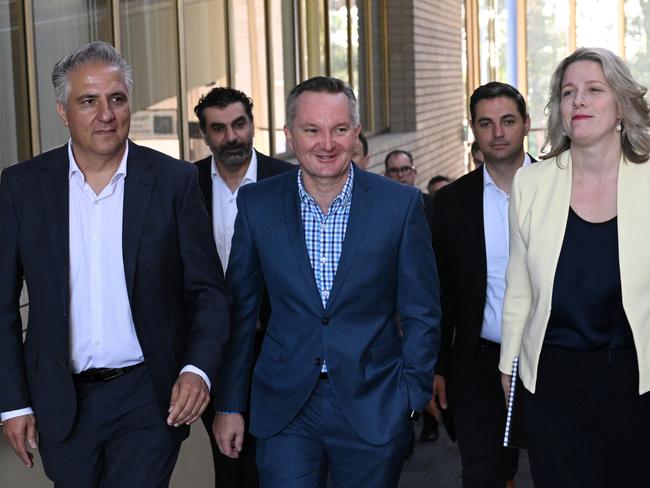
{"left": 541, "top": 47, "right": 650, "bottom": 163}
{"left": 52, "top": 40, "right": 133, "bottom": 105}
{"left": 285, "top": 76, "right": 359, "bottom": 128}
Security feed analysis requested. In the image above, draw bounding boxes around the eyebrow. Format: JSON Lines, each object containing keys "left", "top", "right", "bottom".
{"left": 477, "top": 113, "right": 517, "bottom": 123}
{"left": 210, "top": 116, "right": 248, "bottom": 127}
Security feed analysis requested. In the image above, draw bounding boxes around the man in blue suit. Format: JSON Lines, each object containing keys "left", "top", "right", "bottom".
{"left": 213, "top": 76, "right": 441, "bottom": 487}
{"left": 0, "top": 41, "right": 230, "bottom": 487}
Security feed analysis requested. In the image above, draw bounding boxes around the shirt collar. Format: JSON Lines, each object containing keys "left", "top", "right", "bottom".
{"left": 483, "top": 152, "right": 532, "bottom": 192}
{"left": 297, "top": 164, "right": 354, "bottom": 209}
{"left": 67, "top": 139, "right": 129, "bottom": 184}
{"left": 211, "top": 149, "right": 258, "bottom": 189}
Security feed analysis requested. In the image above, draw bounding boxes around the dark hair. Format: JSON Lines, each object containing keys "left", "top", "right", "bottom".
{"left": 194, "top": 87, "right": 254, "bottom": 131}
{"left": 541, "top": 47, "right": 650, "bottom": 163}
{"left": 52, "top": 41, "right": 132, "bottom": 105}
{"left": 286, "top": 76, "right": 359, "bottom": 128}
{"left": 384, "top": 149, "right": 413, "bottom": 168}
{"left": 469, "top": 82, "right": 527, "bottom": 121}
{"left": 428, "top": 175, "right": 450, "bottom": 186}
{"left": 470, "top": 140, "right": 481, "bottom": 155}
{"left": 358, "top": 132, "right": 368, "bottom": 157}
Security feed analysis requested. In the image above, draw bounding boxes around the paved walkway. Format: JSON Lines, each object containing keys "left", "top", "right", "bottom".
{"left": 1, "top": 418, "right": 534, "bottom": 487}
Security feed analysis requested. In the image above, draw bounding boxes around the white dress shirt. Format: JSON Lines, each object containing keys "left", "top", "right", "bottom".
{"left": 480, "top": 153, "right": 532, "bottom": 343}
{"left": 211, "top": 151, "right": 257, "bottom": 271}
{"left": 1, "top": 141, "right": 207, "bottom": 421}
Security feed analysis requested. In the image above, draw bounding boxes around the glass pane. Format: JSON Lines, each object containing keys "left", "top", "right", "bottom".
{"left": 183, "top": 0, "right": 228, "bottom": 161}
{"left": 33, "top": 1, "right": 112, "bottom": 152}
{"left": 0, "top": 0, "right": 25, "bottom": 167}
{"left": 269, "top": 0, "right": 296, "bottom": 155}
{"left": 525, "top": 0, "right": 570, "bottom": 155}
{"left": 229, "top": 0, "right": 270, "bottom": 155}
{"left": 350, "top": 0, "right": 359, "bottom": 96}
{"left": 120, "top": 0, "right": 180, "bottom": 158}
{"left": 625, "top": 0, "right": 650, "bottom": 88}
{"left": 329, "top": 0, "right": 349, "bottom": 83}
{"left": 299, "top": 0, "right": 326, "bottom": 78}
{"left": 576, "top": 0, "right": 620, "bottom": 53}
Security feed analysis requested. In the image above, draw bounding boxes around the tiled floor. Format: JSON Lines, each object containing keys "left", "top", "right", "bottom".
{"left": 0, "top": 418, "right": 533, "bottom": 487}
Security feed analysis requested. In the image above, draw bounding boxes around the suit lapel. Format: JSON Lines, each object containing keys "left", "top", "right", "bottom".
{"left": 283, "top": 177, "right": 323, "bottom": 308}
{"left": 256, "top": 151, "right": 272, "bottom": 180}
{"left": 196, "top": 156, "right": 213, "bottom": 218}
{"left": 122, "top": 143, "right": 155, "bottom": 301}
{"left": 466, "top": 169, "right": 488, "bottom": 298}
{"left": 325, "top": 167, "right": 372, "bottom": 312}
{"left": 40, "top": 147, "right": 70, "bottom": 313}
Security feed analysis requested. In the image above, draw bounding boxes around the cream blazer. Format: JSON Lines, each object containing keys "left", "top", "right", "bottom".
{"left": 499, "top": 151, "right": 650, "bottom": 394}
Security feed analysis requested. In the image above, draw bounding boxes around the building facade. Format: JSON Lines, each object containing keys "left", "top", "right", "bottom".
{"left": 1, "top": 0, "right": 466, "bottom": 187}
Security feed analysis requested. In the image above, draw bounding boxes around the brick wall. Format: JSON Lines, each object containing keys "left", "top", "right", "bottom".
{"left": 366, "top": 0, "right": 466, "bottom": 188}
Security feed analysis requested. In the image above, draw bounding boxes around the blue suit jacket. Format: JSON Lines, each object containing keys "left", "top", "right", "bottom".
{"left": 0, "top": 142, "right": 231, "bottom": 442}
{"left": 215, "top": 166, "right": 441, "bottom": 445}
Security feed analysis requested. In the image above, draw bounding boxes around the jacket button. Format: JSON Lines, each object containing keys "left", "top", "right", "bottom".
{"left": 314, "top": 357, "right": 321, "bottom": 366}
{"left": 321, "top": 317, "right": 330, "bottom": 325}
{"left": 61, "top": 358, "right": 68, "bottom": 368}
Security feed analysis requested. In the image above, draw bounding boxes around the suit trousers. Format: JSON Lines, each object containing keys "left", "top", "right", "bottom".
{"left": 38, "top": 365, "right": 181, "bottom": 488}
{"left": 524, "top": 345, "right": 650, "bottom": 488}
{"left": 452, "top": 342, "right": 517, "bottom": 488}
{"left": 255, "top": 378, "right": 412, "bottom": 488}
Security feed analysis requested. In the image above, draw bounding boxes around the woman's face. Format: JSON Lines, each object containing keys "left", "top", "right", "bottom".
{"left": 559, "top": 60, "right": 621, "bottom": 149}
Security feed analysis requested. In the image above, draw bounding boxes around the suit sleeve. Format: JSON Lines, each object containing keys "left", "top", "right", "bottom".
{"left": 430, "top": 191, "right": 455, "bottom": 378}
{"left": 177, "top": 166, "right": 232, "bottom": 385}
{"left": 213, "top": 188, "right": 264, "bottom": 411}
{"left": 398, "top": 189, "right": 442, "bottom": 412}
{"left": 0, "top": 169, "right": 30, "bottom": 412}
{"left": 499, "top": 169, "right": 532, "bottom": 374}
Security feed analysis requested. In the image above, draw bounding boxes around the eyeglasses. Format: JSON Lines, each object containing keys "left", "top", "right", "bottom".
{"left": 386, "top": 165, "right": 416, "bottom": 176}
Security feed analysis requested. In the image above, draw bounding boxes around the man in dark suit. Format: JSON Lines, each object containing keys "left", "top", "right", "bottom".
{"left": 193, "top": 86, "right": 293, "bottom": 488}
{"left": 0, "top": 41, "right": 230, "bottom": 487}
{"left": 213, "top": 76, "right": 441, "bottom": 487}
{"left": 431, "top": 82, "right": 532, "bottom": 488}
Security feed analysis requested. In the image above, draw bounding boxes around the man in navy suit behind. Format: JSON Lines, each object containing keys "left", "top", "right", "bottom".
{"left": 213, "top": 76, "right": 441, "bottom": 487}
{"left": 0, "top": 41, "right": 230, "bottom": 487}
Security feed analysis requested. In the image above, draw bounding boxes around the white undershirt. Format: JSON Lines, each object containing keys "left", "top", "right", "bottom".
{"left": 211, "top": 151, "right": 257, "bottom": 271}
{"left": 480, "top": 153, "right": 531, "bottom": 343}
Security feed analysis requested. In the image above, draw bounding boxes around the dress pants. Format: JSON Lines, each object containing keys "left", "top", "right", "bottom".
{"left": 38, "top": 365, "right": 181, "bottom": 488}
{"left": 452, "top": 341, "right": 517, "bottom": 488}
{"left": 524, "top": 345, "right": 650, "bottom": 488}
{"left": 255, "top": 378, "right": 412, "bottom": 488}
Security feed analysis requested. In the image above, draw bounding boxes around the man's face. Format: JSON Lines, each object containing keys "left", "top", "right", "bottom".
{"left": 201, "top": 102, "right": 254, "bottom": 168}
{"left": 351, "top": 139, "right": 370, "bottom": 169}
{"left": 385, "top": 153, "right": 416, "bottom": 186}
{"left": 284, "top": 91, "right": 359, "bottom": 185}
{"left": 471, "top": 96, "right": 530, "bottom": 166}
{"left": 56, "top": 62, "right": 130, "bottom": 162}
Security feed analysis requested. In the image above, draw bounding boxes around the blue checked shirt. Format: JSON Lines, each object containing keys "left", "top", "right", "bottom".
{"left": 298, "top": 165, "right": 354, "bottom": 309}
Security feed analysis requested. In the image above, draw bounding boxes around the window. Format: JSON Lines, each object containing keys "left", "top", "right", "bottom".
{"left": 121, "top": 0, "right": 181, "bottom": 158}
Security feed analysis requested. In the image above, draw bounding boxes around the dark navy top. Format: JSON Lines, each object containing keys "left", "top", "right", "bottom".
{"left": 544, "top": 207, "right": 634, "bottom": 351}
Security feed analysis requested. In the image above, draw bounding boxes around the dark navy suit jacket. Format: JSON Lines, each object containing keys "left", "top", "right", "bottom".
{"left": 215, "top": 165, "right": 441, "bottom": 445}
{"left": 0, "top": 141, "right": 231, "bottom": 442}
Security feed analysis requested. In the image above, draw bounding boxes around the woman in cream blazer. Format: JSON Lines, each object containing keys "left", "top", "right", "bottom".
{"left": 499, "top": 48, "right": 650, "bottom": 487}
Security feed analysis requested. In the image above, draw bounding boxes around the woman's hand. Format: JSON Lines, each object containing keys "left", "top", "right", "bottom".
{"left": 501, "top": 373, "right": 512, "bottom": 407}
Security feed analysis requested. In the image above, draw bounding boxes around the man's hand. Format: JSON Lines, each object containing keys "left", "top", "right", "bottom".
{"left": 213, "top": 413, "right": 245, "bottom": 459}
{"left": 427, "top": 374, "right": 448, "bottom": 420}
{"left": 501, "top": 373, "right": 512, "bottom": 407}
{"left": 3, "top": 414, "right": 37, "bottom": 467}
{"left": 167, "top": 371, "right": 210, "bottom": 426}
